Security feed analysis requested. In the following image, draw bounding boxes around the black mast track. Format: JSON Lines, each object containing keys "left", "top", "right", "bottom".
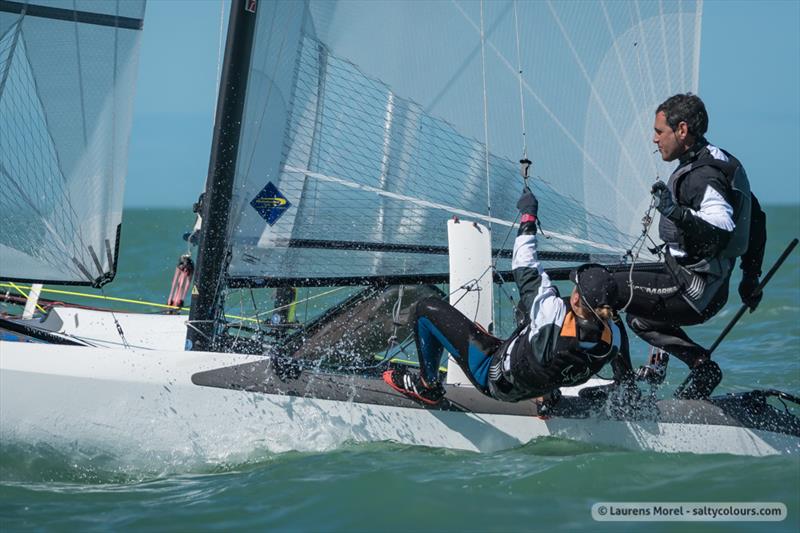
{"left": 187, "top": 0, "right": 257, "bottom": 352}
{"left": 284, "top": 238, "right": 613, "bottom": 262}
{"left": 226, "top": 262, "right": 665, "bottom": 288}
{"left": 0, "top": 1, "right": 144, "bottom": 30}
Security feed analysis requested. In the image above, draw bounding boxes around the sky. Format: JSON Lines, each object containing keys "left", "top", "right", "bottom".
{"left": 124, "top": 0, "right": 800, "bottom": 207}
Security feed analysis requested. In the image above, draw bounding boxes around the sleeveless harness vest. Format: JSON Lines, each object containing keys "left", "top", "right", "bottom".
{"left": 659, "top": 149, "right": 752, "bottom": 261}
{"left": 658, "top": 148, "right": 750, "bottom": 315}
{"left": 488, "top": 308, "right": 618, "bottom": 402}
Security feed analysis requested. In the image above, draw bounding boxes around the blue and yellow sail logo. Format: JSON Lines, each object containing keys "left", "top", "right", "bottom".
{"left": 250, "top": 182, "right": 291, "bottom": 225}
{"left": 253, "top": 197, "right": 287, "bottom": 208}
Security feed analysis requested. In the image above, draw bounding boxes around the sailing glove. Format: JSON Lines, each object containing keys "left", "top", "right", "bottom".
{"left": 738, "top": 273, "right": 763, "bottom": 312}
{"left": 651, "top": 181, "right": 680, "bottom": 220}
{"left": 517, "top": 186, "right": 539, "bottom": 218}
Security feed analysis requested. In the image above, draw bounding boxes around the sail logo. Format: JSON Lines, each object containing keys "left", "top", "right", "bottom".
{"left": 254, "top": 197, "right": 287, "bottom": 208}
{"left": 251, "top": 182, "right": 291, "bottom": 226}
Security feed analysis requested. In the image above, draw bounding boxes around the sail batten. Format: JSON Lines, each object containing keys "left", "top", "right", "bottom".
{"left": 0, "top": 0, "right": 144, "bottom": 29}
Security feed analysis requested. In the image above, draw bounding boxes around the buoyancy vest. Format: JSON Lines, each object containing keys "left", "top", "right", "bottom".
{"left": 488, "top": 308, "right": 618, "bottom": 402}
{"left": 659, "top": 149, "right": 752, "bottom": 261}
{"left": 656, "top": 148, "right": 750, "bottom": 314}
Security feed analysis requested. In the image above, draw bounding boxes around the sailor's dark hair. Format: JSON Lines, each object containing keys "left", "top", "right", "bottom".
{"left": 656, "top": 93, "right": 708, "bottom": 139}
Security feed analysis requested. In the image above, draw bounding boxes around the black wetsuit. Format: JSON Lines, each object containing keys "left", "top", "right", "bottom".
{"left": 412, "top": 223, "right": 633, "bottom": 401}
{"left": 614, "top": 143, "right": 766, "bottom": 367}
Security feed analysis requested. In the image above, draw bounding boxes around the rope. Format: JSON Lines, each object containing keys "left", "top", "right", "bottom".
{"left": 387, "top": 285, "right": 404, "bottom": 345}
{"left": 185, "top": 320, "right": 212, "bottom": 342}
{"left": 0, "top": 282, "right": 316, "bottom": 327}
{"left": 512, "top": 0, "right": 528, "bottom": 160}
{"left": 0, "top": 283, "right": 186, "bottom": 311}
{"left": 251, "top": 286, "right": 347, "bottom": 321}
{"left": 6, "top": 282, "right": 46, "bottom": 314}
{"left": 97, "top": 286, "right": 129, "bottom": 348}
{"left": 620, "top": 194, "right": 659, "bottom": 312}
{"left": 379, "top": 285, "right": 406, "bottom": 364}
{"left": 248, "top": 287, "right": 264, "bottom": 337}
{"left": 478, "top": 0, "right": 530, "bottom": 330}
{"left": 479, "top": 0, "right": 492, "bottom": 234}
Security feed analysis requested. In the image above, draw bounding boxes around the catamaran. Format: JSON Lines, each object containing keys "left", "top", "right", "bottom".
{"left": 1, "top": 0, "right": 798, "bottom": 460}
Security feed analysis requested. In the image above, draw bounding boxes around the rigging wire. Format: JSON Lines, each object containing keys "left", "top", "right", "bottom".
{"left": 484, "top": 0, "right": 538, "bottom": 329}
{"left": 371, "top": 279, "right": 485, "bottom": 371}
{"left": 479, "top": 0, "right": 492, "bottom": 234}
{"left": 619, "top": 194, "right": 659, "bottom": 313}
{"left": 480, "top": 0, "right": 528, "bottom": 332}
{"left": 102, "top": 288, "right": 129, "bottom": 348}
{"left": 381, "top": 285, "right": 406, "bottom": 361}
{"left": 512, "top": 0, "right": 528, "bottom": 160}
{"left": 618, "top": 30, "right": 668, "bottom": 313}
{"left": 246, "top": 287, "right": 264, "bottom": 341}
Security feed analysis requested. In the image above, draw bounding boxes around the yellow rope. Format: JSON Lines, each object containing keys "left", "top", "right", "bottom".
{"left": 1, "top": 283, "right": 185, "bottom": 311}
{"left": 2, "top": 283, "right": 451, "bottom": 371}
{"left": 1, "top": 283, "right": 285, "bottom": 324}
{"left": 6, "top": 282, "right": 47, "bottom": 314}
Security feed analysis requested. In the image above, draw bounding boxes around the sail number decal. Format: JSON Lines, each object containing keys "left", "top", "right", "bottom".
{"left": 250, "top": 182, "right": 291, "bottom": 226}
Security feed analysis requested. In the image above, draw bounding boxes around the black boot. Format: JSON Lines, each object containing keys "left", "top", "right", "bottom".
{"left": 674, "top": 359, "right": 722, "bottom": 400}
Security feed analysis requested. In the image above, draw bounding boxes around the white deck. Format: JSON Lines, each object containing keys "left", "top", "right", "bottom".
{"left": 24, "top": 306, "right": 188, "bottom": 350}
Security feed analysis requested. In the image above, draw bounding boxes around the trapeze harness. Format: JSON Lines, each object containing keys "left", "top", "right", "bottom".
{"left": 489, "top": 307, "right": 618, "bottom": 402}
{"left": 658, "top": 148, "right": 752, "bottom": 317}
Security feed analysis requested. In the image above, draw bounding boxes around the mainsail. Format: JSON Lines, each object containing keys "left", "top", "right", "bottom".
{"left": 189, "top": 0, "right": 702, "bottom": 348}
{"left": 0, "top": 1, "right": 145, "bottom": 285}
{"left": 219, "top": 0, "right": 701, "bottom": 286}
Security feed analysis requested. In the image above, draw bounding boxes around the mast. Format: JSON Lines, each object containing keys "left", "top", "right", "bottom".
{"left": 187, "top": 0, "right": 258, "bottom": 351}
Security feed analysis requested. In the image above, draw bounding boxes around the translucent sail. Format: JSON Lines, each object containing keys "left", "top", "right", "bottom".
{"left": 225, "top": 0, "right": 702, "bottom": 285}
{"left": 0, "top": 1, "right": 145, "bottom": 285}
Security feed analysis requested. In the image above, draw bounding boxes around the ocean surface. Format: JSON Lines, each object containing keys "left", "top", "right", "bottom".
{"left": 1, "top": 205, "right": 799, "bottom": 531}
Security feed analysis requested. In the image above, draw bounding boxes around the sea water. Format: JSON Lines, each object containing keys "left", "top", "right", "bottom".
{"left": 1, "top": 206, "right": 798, "bottom": 531}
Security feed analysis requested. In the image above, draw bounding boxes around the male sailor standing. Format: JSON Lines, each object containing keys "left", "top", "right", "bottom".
{"left": 615, "top": 93, "right": 767, "bottom": 399}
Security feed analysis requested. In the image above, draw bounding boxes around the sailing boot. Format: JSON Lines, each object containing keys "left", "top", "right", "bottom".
{"left": 383, "top": 368, "right": 445, "bottom": 405}
{"left": 673, "top": 359, "right": 722, "bottom": 400}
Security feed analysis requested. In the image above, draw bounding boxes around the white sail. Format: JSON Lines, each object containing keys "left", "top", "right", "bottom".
{"left": 0, "top": 1, "right": 145, "bottom": 285}
{"left": 217, "top": 0, "right": 701, "bottom": 286}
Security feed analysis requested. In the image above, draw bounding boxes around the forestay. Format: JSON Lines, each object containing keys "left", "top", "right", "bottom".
{"left": 0, "top": 0, "right": 145, "bottom": 285}
{"left": 222, "top": 0, "right": 702, "bottom": 286}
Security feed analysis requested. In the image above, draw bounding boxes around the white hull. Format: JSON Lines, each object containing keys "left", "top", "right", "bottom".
{"left": 1, "top": 341, "right": 798, "bottom": 465}
{"left": 8, "top": 306, "right": 188, "bottom": 350}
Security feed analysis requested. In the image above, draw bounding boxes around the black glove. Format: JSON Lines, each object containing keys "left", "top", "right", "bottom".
{"left": 516, "top": 186, "right": 539, "bottom": 218}
{"left": 651, "top": 181, "right": 680, "bottom": 220}
{"left": 536, "top": 388, "right": 561, "bottom": 416}
{"left": 738, "top": 273, "right": 763, "bottom": 313}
